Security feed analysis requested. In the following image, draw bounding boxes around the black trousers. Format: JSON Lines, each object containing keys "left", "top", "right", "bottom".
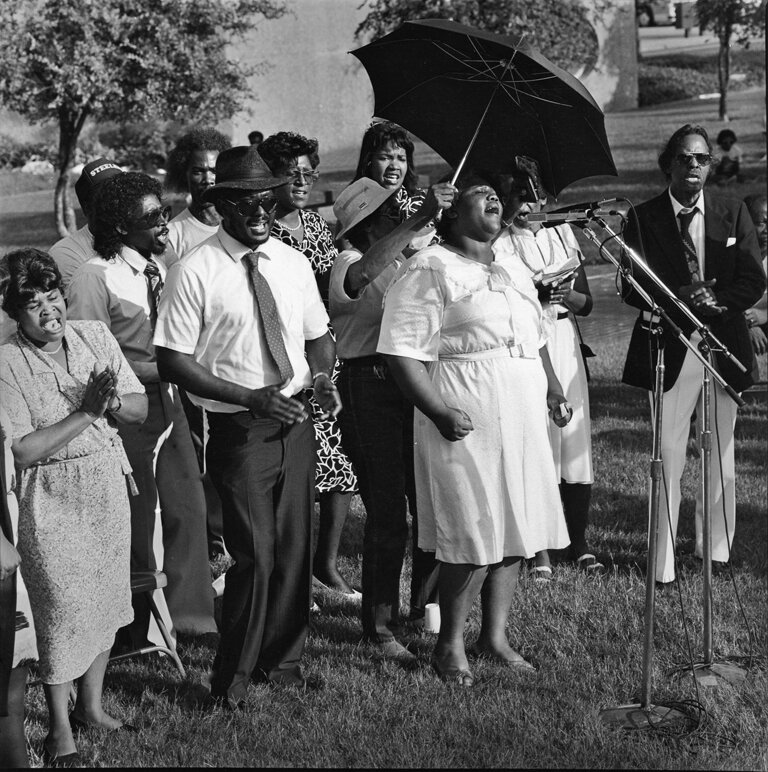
{"left": 206, "top": 405, "right": 315, "bottom": 705}
{"left": 338, "top": 359, "right": 439, "bottom": 642}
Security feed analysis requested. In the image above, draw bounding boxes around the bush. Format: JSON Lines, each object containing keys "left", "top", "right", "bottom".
{"left": 0, "top": 137, "right": 58, "bottom": 169}
{"left": 639, "top": 49, "right": 766, "bottom": 107}
{"left": 638, "top": 63, "right": 714, "bottom": 106}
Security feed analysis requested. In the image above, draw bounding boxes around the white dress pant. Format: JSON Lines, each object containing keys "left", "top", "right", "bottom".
{"left": 649, "top": 338, "right": 737, "bottom": 583}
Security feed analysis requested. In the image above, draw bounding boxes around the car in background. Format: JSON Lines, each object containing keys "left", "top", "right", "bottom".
{"left": 636, "top": 1, "right": 676, "bottom": 26}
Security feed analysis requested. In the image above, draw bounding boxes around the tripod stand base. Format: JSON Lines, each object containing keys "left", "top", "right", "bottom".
{"left": 599, "top": 703, "right": 691, "bottom": 730}
{"left": 673, "top": 662, "right": 747, "bottom": 687}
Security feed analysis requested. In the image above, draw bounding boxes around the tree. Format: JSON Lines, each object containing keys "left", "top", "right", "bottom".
{"left": 355, "top": 0, "right": 604, "bottom": 74}
{"left": 696, "top": 0, "right": 765, "bottom": 121}
{"left": 0, "top": 0, "right": 286, "bottom": 237}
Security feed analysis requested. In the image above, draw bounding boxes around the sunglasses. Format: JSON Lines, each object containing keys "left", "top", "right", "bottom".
{"left": 127, "top": 205, "right": 172, "bottom": 230}
{"left": 223, "top": 194, "right": 278, "bottom": 217}
{"left": 675, "top": 152, "right": 713, "bottom": 167}
{"left": 285, "top": 167, "right": 320, "bottom": 184}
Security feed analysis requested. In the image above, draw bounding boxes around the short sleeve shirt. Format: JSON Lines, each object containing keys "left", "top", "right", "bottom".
{"left": 152, "top": 228, "right": 329, "bottom": 412}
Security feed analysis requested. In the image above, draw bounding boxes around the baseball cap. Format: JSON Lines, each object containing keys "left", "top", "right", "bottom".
{"left": 74, "top": 158, "right": 123, "bottom": 210}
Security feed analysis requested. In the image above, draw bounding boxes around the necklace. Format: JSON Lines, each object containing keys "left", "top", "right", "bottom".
{"left": 44, "top": 341, "right": 64, "bottom": 355}
{"left": 280, "top": 212, "right": 303, "bottom": 232}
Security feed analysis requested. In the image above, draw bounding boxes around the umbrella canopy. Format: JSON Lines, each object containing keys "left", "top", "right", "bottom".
{"left": 351, "top": 19, "right": 617, "bottom": 196}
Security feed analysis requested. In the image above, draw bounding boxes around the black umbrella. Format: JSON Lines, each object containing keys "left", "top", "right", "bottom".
{"left": 351, "top": 19, "right": 617, "bottom": 195}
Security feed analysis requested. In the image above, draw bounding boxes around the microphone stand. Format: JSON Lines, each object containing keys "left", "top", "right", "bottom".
{"left": 573, "top": 214, "right": 747, "bottom": 729}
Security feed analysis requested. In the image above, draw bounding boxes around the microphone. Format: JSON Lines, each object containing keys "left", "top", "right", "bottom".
{"left": 526, "top": 198, "right": 620, "bottom": 226}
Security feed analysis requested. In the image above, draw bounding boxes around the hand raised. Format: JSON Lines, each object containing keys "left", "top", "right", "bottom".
{"left": 79, "top": 366, "right": 116, "bottom": 419}
{"left": 421, "top": 182, "right": 458, "bottom": 218}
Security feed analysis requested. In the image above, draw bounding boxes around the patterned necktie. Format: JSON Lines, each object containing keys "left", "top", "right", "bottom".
{"left": 677, "top": 209, "right": 700, "bottom": 282}
{"left": 244, "top": 251, "right": 294, "bottom": 383}
{"left": 143, "top": 259, "right": 164, "bottom": 320}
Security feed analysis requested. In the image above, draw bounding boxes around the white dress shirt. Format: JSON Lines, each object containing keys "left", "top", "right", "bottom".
{"left": 67, "top": 246, "right": 168, "bottom": 383}
{"left": 153, "top": 228, "right": 329, "bottom": 412}
{"left": 49, "top": 224, "right": 97, "bottom": 295}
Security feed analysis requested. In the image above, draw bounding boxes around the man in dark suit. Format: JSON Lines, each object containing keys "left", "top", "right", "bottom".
{"left": 621, "top": 123, "right": 764, "bottom": 584}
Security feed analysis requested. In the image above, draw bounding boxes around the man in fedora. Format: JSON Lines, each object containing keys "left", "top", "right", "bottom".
{"left": 154, "top": 146, "right": 340, "bottom": 705}
{"left": 49, "top": 158, "right": 123, "bottom": 294}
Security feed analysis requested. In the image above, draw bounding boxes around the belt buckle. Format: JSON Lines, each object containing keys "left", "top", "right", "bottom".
{"left": 506, "top": 341, "right": 522, "bottom": 358}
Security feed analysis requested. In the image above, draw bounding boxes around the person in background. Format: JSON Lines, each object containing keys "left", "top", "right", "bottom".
{"left": 0, "top": 249, "right": 147, "bottom": 764}
{"left": 154, "top": 146, "right": 339, "bottom": 705}
{"left": 743, "top": 193, "right": 767, "bottom": 371}
{"left": 164, "top": 128, "right": 232, "bottom": 260}
{"left": 164, "top": 127, "right": 232, "bottom": 559}
{"left": 493, "top": 157, "right": 604, "bottom": 580}
{"left": 48, "top": 158, "right": 123, "bottom": 294}
{"left": 621, "top": 124, "right": 764, "bottom": 584}
{"left": 248, "top": 130, "right": 264, "bottom": 147}
{"left": 259, "top": 131, "right": 359, "bottom": 598}
{"left": 378, "top": 173, "right": 570, "bottom": 687}
{"left": 68, "top": 173, "right": 216, "bottom": 641}
{"left": 0, "top": 404, "right": 37, "bottom": 769}
{"left": 712, "top": 129, "right": 742, "bottom": 185}
{"left": 329, "top": 177, "right": 451, "bottom": 663}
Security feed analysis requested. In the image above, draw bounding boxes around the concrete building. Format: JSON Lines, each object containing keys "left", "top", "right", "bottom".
{"left": 226, "top": 0, "right": 638, "bottom": 171}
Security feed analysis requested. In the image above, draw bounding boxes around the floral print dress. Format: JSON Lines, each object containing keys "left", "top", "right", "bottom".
{"left": 272, "top": 209, "right": 357, "bottom": 493}
{"left": 0, "top": 319, "right": 143, "bottom": 683}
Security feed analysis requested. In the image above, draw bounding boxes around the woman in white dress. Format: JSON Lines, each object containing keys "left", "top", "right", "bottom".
{"left": 378, "top": 175, "right": 571, "bottom": 687}
{"left": 493, "top": 158, "right": 604, "bottom": 578}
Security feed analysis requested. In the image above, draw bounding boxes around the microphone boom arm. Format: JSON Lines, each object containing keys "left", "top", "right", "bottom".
{"left": 578, "top": 214, "right": 746, "bottom": 407}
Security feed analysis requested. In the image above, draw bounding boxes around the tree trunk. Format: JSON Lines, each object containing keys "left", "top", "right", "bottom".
{"left": 54, "top": 108, "right": 88, "bottom": 238}
{"left": 717, "top": 26, "right": 732, "bottom": 122}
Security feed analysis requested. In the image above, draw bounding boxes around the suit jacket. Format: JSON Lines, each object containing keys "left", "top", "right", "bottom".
{"left": 621, "top": 191, "right": 765, "bottom": 392}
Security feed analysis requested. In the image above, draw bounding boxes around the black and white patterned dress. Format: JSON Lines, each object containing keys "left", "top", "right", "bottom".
{"left": 272, "top": 210, "right": 357, "bottom": 494}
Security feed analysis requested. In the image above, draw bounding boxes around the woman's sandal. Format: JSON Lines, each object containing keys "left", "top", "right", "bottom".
{"left": 576, "top": 554, "right": 606, "bottom": 575}
{"left": 431, "top": 657, "right": 474, "bottom": 688}
{"left": 531, "top": 565, "right": 553, "bottom": 583}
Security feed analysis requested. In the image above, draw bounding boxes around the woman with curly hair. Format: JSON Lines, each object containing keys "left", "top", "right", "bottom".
{"left": 351, "top": 121, "right": 426, "bottom": 222}
{"left": 164, "top": 127, "right": 231, "bottom": 259}
{"left": 0, "top": 249, "right": 147, "bottom": 762}
{"left": 259, "top": 131, "right": 359, "bottom": 598}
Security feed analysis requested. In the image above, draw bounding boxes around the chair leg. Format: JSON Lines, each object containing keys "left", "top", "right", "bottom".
{"left": 145, "top": 591, "right": 186, "bottom": 678}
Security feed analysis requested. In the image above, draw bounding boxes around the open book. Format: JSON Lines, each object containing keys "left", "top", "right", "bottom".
{"left": 534, "top": 255, "right": 581, "bottom": 286}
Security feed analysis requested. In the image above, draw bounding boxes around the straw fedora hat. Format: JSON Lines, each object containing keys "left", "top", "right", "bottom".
{"left": 202, "top": 145, "right": 292, "bottom": 202}
{"left": 333, "top": 177, "right": 398, "bottom": 238}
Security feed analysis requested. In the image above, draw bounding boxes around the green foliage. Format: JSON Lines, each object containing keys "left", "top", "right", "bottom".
{"left": 638, "top": 49, "right": 765, "bottom": 106}
{"left": 0, "top": 137, "right": 57, "bottom": 169}
{"left": 0, "top": 0, "right": 286, "bottom": 133}
{"left": 356, "top": 0, "right": 601, "bottom": 73}
{"left": 696, "top": 0, "right": 766, "bottom": 44}
{"left": 0, "top": 0, "right": 285, "bottom": 234}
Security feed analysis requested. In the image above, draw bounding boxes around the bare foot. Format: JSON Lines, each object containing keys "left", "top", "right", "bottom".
{"left": 71, "top": 707, "right": 124, "bottom": 730}
{"left": 472, "top": 639, "right": 535, "bottom": 670}
{"left": 313, "top": 567, "right": 356, "bottom": 595}
{"left": 44, "top": 729, "right": 77, "bottom": 759}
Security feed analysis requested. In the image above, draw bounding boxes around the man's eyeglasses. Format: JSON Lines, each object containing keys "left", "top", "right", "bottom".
{"left": 285, "top": 167, "right": 320, "bottom": 184}
{"left": 127, "top": 205, "right": 172, "bottom": 230}
{"left": 223, "top": 194, "right": 279, "bottom": 217}
{"left": 675, "top": 152, "right": 713, "bottom": 167}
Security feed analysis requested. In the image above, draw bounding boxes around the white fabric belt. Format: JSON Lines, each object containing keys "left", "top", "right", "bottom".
{"left": 641, "top": 311, "right": 661, "bottom": 323}
{"left": 440, "top": 342, "right": 539, "bottom": 361}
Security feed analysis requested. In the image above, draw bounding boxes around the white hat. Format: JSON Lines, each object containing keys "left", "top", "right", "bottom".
{"left": 333, "top": 177, "right": 398, "bottom": 238}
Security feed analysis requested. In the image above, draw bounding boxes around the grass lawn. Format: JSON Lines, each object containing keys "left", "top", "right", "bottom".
{"left": 4, "top": 89, "right": 767, "bottom": 768}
